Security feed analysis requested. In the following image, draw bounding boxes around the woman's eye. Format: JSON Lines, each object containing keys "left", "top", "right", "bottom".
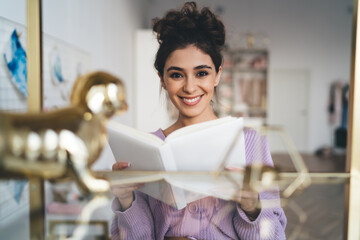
{"left": 170, "top": 72, "right": 182, "bottom": 78}
{"left": 197, "top": 71, "right": 208, "bottom": 77}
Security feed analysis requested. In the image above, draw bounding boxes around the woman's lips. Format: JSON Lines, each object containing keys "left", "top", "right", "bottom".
{"left": 180, "top": 95, "right": 202, "bottom": 106}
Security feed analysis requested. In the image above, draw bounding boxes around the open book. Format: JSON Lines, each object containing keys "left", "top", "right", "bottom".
{"left": 105, "top": 117, "right": 246, "bottom": 209}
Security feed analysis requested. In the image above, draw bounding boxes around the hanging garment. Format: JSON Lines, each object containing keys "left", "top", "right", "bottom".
{"left": 334, "top": 84, "right": 349, "bottom": 148}
{"left": 328, "top": 82, "right": 343, "bottom": 127}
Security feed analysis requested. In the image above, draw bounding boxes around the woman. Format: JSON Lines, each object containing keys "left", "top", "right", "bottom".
{"left": 111, "top": 2, "right": 286, "bottom": 239}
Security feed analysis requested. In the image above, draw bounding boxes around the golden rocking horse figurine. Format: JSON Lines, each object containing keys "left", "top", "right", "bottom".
{"left": 0, "top": 71, "right": 128, "bottom": 193}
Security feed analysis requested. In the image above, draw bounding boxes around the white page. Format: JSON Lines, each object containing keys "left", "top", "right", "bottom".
{"left": 106, "top": 120, "right": 165, "bottom": 171}
{"left": 166, "top": 118, "right": 245, "bottom": 171}
{"left": 106, "top": 121, "right": 184, "bottom": 208}
{"left": 166, "top": 116, "right": 234, "bottom": 139}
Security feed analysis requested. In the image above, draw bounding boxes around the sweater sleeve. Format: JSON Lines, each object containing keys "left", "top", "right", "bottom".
{"left": 111, "top": 191, "right": 155, "bottom": 240}
{"left": 233, "top": 128, "right": 287, "bottom": 240}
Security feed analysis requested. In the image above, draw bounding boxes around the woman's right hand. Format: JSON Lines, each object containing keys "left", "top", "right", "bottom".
{"left": 111, "top": 162, "right": 144, "bottom": 211}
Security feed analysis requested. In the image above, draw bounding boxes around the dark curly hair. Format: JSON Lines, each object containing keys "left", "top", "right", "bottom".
{"left": 152, "top": 1, "right": 226, "bottom": 77}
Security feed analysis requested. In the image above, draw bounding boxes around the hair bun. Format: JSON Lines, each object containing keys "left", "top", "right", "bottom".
{"left": 152, "top": 2, "right": 225, "bottom": 48}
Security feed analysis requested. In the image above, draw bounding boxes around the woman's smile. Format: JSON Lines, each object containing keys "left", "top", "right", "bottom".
{"left": 180, "top": 95, "right": 203, "bottom": 106}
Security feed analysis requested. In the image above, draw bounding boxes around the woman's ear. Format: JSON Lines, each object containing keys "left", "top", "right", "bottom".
{"left": 159, "top": 72, "right": 166, "bottom": 90}
{"left": 214, "top": 66, "right": 222, "bottom": 87}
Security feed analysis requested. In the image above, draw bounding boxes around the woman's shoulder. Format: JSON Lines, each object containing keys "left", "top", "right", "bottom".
{"left": 243, "top": 127, "right": 262, "bottom": 139}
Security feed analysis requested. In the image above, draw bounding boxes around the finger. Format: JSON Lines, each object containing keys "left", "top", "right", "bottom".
{"left": 112, "top": 162, "right": 131, "bottom": 170}
{"left": 112, "top": 191, "right": 133, "bottom": 201}
{"left": 111, "top": 188, "right": 133, "bottom": 197}
{"left": 232, "top": 190, "right": 258, "bottom": 202}
{"left": 111, "top": 186, "right": 142, "bottom": 197}
{"left": 240, "top": 202, "right": 258, "bottom": 213}
{"left": 225, "top": 166, "right": 244, "bottom": 172}
{"left": 111, "top": 183, "right": 144, "bottom": 189}
{"left": 111, "top": 183, "right": 145, "bottom": 193}
{"left": 241, "top": 190, "right": 258, "bottom": 198}
{"left": 241, "top": 190, "right": 259, "bottom": 197}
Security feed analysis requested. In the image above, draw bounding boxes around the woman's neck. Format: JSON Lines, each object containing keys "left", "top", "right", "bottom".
{"left": 163, "top": 110, "right": 218, "bottom": 137}
{"left": 178, "top": 113, "right": 218, "bottom": 127}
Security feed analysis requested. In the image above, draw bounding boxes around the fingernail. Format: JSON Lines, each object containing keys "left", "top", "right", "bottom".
{"left": 225, "top": 166, "right": 243, "bottom": 171}
{"left": 225, "top": 166, "right": 237, "bottom": 171}
{"left": 120, "top": 162, "right": 130, "bottom": 168}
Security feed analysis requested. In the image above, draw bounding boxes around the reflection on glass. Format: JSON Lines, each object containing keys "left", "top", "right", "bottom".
{"left": 0, "top": 0, "right": 353, "bottom": 239}
{"left": 283, "top": 182, "right": 345, "bottom": 239}
{"left": 43, "top": 129, "right": 58, "bottom": 159}
{"left": 0, "top": 1, "right": 29, "bottom": 239}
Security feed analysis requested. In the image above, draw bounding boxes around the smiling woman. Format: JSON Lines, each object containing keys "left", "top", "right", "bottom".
{"left": 160, "top": 45, "right": 221, "bottom": 128}
{"left": 110, "top": 2, "right": 286, "bottom": 240}
{"left": 152, "top": 1, "right": 225, "bottom": 132}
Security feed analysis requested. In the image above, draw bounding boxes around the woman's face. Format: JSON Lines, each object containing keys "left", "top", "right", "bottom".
{"left": 160, "top": 45, "right": 222, "bottom": 121}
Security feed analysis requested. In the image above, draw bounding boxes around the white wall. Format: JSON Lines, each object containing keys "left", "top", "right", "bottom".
{"left": 140, "top": 0, "right": 353, "bottom": 153}
{"left": 0, "top": 0, "right": 26, "bottom": 24}
{"left": 134, "top": 30, "right": 171, "bottom": 132}
{"left": 42, "top": 0, "right": 145, "bottom": 126}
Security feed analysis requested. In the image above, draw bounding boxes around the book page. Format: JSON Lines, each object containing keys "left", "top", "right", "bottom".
{"left": 166, "top": 117, "right": 245, "bottom": 171}
{"left": 166, "top": 116, "right": 234, "bottom": 139}
{"left": 107, "top": 120, "right": 164, "bottom": 146}
{"left": 106, "top": 120, "right": 166, "bottom": 171}
{"left": 106, "top": 120, "right": 186, "bottom": 208}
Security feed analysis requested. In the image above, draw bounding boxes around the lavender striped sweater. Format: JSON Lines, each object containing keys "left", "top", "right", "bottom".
{"left": 111, "top": 128, "right": 287, "bottom": 239}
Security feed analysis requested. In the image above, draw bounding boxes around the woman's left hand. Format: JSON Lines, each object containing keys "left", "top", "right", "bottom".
{"left": 226, "top": 166, "right": 261, "bottom": 219}
{"left": 238, "top": 189, "right": 259, "bottom": 215}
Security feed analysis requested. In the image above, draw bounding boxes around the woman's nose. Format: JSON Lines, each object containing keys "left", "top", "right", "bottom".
{"left": 183, "top": 77, "right": 196, "bottom": 93}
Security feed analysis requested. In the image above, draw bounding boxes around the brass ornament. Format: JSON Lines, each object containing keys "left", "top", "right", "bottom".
{"left": 0, "top": 71, "right": 128, "bottom": 193}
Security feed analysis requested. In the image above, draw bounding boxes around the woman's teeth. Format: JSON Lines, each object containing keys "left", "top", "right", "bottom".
{"left": 182, "top": 96, "right": 200, "bottom": 103}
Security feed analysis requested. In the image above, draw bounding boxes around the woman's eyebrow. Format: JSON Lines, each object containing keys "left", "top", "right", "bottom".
{"left": 194, "top": 65, "right": 212, "bottom": 70}
{"left": 166, "top": 66, "right": 183, "bottom": 72}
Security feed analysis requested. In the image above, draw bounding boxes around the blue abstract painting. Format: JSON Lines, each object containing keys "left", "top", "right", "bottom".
{"left": 50, "top": 48, "right": 64, "bottom": 83}
{"left": 13, "top": 180, "right": 27, "bottom": 204}
{"left": 3, "top": 29, "right": 28, "bottom": 98}
{"left": 6, "top": 180, "right": 27, "bottom": 204}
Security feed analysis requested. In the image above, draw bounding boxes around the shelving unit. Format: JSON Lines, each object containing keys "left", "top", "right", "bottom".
{"left": 217, "top": 48, "right": 268, "bottom": 120}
